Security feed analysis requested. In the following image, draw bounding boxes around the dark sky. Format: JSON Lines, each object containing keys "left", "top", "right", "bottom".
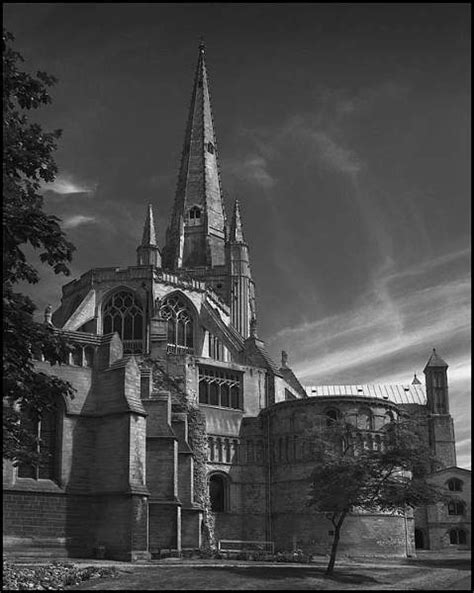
{"left": 4, "top": 3, "right": 470, "bottom": 468}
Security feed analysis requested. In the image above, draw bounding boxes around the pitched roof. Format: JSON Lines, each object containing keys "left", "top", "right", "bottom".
{"left": 279, "top": 367, "right": 308, "bottom": 398}
{"left": 304, "top": 384, "right": 427, "bottom": 405}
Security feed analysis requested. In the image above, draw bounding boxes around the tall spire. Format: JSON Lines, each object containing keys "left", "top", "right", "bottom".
{"left": 230, "top": 200, "right": 245, "bottom": 243}
{"left": 137, "top": 204, "right": 161, "bottom": 267}
{"left": 163, "top": 42, "right": 226, "bottom": 270}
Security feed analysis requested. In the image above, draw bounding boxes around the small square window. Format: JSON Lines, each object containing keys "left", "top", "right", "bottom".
{"left": 207, "top": 142, "right": 215, "bottom": 154}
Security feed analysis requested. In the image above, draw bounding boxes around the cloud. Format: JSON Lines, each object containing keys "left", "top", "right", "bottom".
{"left": 224, "top": 155, "right": 276, "bottom": 189}
{"left": 62, "top": 215, "right": 97, "bottom": 229}
{"left": 311, "top": 130, "right": 362, "bottom": 174}
{"left": 272, "top": 248, "right": 470, "bottom": 383}
{"left": 43, "top": 173, "right": 97, "bottom": 196}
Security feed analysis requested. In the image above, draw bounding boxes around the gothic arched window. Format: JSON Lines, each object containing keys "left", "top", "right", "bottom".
{"left": 209, "top": 473, "right": 229, "bottom": 512}
{"left": 17, "top": 406, "right": 59, "bottom": 481}
{"left": 103, "top": 290, "right": 144, "bottom": 353}
{"left": 158, "top": 294, "right": 194, "bottom": 354}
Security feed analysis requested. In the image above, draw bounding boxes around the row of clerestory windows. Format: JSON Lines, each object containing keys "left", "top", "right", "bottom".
{"left": 198, "top": 365, "right": 242, "bottom": 409}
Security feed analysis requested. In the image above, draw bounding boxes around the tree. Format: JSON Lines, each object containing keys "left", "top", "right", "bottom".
{"left": 306, "top": 418, "right": 444, "bottom": 575}
{"left": 3, "top": 29, "right": 76, "bottom": 465}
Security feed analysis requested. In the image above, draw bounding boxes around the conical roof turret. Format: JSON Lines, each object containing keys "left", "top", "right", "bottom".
{"left": 424, "top": 348, "right": 449, "bottom": 370}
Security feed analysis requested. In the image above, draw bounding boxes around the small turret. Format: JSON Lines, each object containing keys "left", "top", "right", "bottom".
{"left": 423, "top": 348, "right": 456, "bottom": 467}
{"left": 136, "top": 204, "right": 161, "bottom": 267}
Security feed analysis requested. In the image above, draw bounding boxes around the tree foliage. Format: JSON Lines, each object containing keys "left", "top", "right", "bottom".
{"left": 3, "top": 29, "right": 76, "bottom": 464}
{"left": 306, "top": 418, "right": 444, "bottom": 575}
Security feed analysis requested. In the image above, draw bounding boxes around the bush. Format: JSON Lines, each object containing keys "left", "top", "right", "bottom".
{"left": 3, "top": 560, "right": 117, "bottom": 590}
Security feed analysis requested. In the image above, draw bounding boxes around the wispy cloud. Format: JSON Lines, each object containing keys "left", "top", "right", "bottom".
{"left": 275, "top": 252, "right": 470, "bottom": 383}
{"left": 62, "top": 214, "right": 97, "bottom": 229}
{"left": 43, "top": 173, "right": 97, "bottom": 196}
{"left": 223, "top": 154, "right": 276, "bottom": 189}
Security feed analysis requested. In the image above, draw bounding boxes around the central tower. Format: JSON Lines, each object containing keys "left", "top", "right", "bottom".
{"left": 162, "top": 41, "right": 227, "bottom": 270}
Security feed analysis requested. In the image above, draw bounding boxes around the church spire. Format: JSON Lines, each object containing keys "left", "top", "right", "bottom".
{"left": 163, "top": 42, "right": 226, "bottom": 270}
{"left": 137, "top": 204, "right": 161, "bottom": 267}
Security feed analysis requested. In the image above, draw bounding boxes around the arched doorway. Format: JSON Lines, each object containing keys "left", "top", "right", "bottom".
{"left": 414, "top": 529, "right": 425, "bottom": 549}
{"left": 209, "top": 473, "right": 228, "bottom": 512}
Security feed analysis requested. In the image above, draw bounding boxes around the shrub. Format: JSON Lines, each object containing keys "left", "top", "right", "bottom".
{"left": 3, "top": 560, "right": 117, "bottom": 590}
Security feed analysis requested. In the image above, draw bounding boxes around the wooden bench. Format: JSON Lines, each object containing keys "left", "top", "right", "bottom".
{"left": 218, "top": 539, "right": 274, "bottom": 559}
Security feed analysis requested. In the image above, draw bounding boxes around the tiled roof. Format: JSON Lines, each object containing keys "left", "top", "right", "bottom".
{"left": 304, "top": 384, "right": 426, "bottom": 405}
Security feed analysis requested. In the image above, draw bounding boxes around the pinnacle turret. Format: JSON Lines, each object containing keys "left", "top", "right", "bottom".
{"left": 230, "top": 200, "right": 245, "bottom": 243}
{"left": 137, "top": 204, "right": 161, "bottom": 267}
{"left": 141, "top": 203, "right": 157, "bottom": 246}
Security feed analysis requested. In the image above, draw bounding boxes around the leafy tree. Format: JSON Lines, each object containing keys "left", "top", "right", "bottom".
{"left": 306, "top": 417, "right": 444, "bottom": 575}
{"left": 3, "top": 29, "right": 76, "bottom": 465}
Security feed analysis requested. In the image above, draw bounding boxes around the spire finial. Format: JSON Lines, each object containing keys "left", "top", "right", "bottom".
{"left": 199, "top": 36, "right": 205, "bottom": 53}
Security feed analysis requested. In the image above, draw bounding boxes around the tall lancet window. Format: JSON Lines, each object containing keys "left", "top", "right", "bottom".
{"left": 158, "top": 293, "right": 194, "bottom": 354}
{"left": 103, "top": 290, "right": 144, "bottom": 353}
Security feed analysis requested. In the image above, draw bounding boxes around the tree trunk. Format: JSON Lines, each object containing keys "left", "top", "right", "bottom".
{"left": 325, "top": 511, "right": 347, "bottom": 575}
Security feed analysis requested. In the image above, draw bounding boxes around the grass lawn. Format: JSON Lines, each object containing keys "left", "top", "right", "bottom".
{"left": 66, "top": 557, "right": 472, "bottom": 590}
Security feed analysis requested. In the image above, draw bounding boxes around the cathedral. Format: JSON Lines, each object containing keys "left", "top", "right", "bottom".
{"left": 3, "top": 43, "right": 470, "bottom": 560}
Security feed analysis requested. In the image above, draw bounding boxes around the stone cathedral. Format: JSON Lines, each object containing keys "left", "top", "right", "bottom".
{"left": 3, "top": 43, "right": 470, "bottom": 560}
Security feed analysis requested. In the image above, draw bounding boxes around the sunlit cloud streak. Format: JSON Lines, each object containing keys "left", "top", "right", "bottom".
{"left": 62, "top": 215, "right": 97, "bottom": 229}
{"left": 43, "top": 173, "right": 97, "bottom": 196}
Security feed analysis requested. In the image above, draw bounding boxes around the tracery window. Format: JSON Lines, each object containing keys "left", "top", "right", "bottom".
{"left": 103, "top": 290, "right": 144, "bottom": 353}
{"left": 158, "top": 294, "right": 194, "bottom": 354}
{"left": 17, "top": 407, "right": 58, "bottom": 481}
{"left": 198, "top": 365, "right": 241, "bottom": 409}
{"left": 447, "top": 478, "right": 463, "bottom": 492}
